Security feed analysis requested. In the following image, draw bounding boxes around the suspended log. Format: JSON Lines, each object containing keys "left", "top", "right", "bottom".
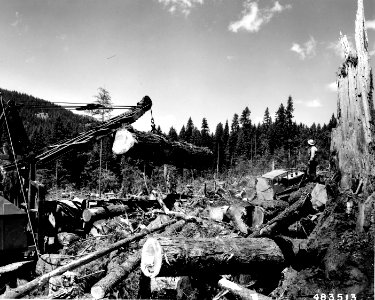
{"left": 249, "top": 193, "right": 312, "bottom": 238}
{"left": 218, "top": 277, "right": 271, "bottom": 300}
{"left": 82, "top": 205, "right": 129, "bottom": 223}
{"left": 141, "top": 237, "right": 286, "bottom": 278}
{"left": 330, "top": 0, "right": 375, "bottom": 195}
{"left": 2, "top": 219, "right": 179, "bottom": 299}
{"left": 122, "top": 128, "right": 213, "bottom": 170}
{"left": 91, "top": 252, "right": 141, "bottom": 300}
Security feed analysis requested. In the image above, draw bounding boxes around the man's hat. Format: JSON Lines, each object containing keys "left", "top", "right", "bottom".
{"left": 308, "top": 139, "right": 315, "bottom": 146}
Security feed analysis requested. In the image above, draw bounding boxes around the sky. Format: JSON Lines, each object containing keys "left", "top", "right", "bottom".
{"left": 0, "top": 0, "right": 374, "bottom": 133}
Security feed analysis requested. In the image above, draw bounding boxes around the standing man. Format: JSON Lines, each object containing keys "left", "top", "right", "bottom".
{"left": 307, "top": 139, "right": 318, "bottom": 181}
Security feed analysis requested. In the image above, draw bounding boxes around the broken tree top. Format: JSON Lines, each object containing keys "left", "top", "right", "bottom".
{"left": 113, "top": 128, "right": 213, "bottom": 170}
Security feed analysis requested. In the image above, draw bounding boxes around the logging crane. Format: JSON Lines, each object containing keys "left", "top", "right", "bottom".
{"left": 0, "top": 93, "right": 153, "bottom": 263}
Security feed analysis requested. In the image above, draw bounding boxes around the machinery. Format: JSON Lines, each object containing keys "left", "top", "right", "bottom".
{"left": 0, "top": 93, "right": 152, "bottom": 261}
{"left": 256, "top": 168, "right": 305, "bottom": 201}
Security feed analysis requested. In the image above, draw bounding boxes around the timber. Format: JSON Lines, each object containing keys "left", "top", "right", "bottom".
{"left": 1, "top": 219, "right": 179, "bottom": 299}
{"left": 124, "top": 128, "right": 213, "bottom": 169}
{"left": 0, "top": 260, "right": 34, "bottom": 275}
{"left": 91, "top": 252, "right": 141, "bottom": 300}
{"left": 82, "top": 205, "right": 129, "bottom": 223}
{"left": 92, "top": 215, "right": 190, "bottom": 299}
{"left": 141, "top": 237, "right": 286, "bottom": 277}
{"left": 249, "top": 193, "right": 312, "bottom": 237}
{"left": 218, "top": 277, "right": 272, "bottom": 300}
{"left": 330, "top": 0, "right": 375, "bottom": 195}
{"left": 248, "top": 199, "right": 289, "bottom": 211}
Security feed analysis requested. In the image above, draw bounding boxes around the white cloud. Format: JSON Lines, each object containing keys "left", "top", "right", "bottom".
{"left": 11, "top": 11, "right": 22, "bottom": 27}
{"left": 365, "top": 19, "right": 375, "bottom": 30}
{"left": 25, "top": 56, "right": 35, "bottom": 64}
{"left": 290, "top": 36, "right": 317, "bottom": 60}
{"left": 296, "top": 98, "right": 322, "bottom": 108}
{"left": 229, "top": 1, "right": 291, "bottom": 33}
{"left": 326, "top": 82, "right": 337, "bottom": 92}
{"left": 56, "top": 34, "right": 67, "bottom": 40}
{"left": 306, "top": 99, "right": 322, "bottom": 108}
{"left": 226, "top": 55, "right": 235, "bottom": 61}
{"left": 11, "top": 11, "right": 28, "bottom": 35}
{"left": 157, "top": 0, "right": 204, "bottom": 16}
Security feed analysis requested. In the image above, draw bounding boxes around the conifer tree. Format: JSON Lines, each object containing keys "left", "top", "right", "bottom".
{"left": 201, "top": 117, "right": 210, "bottom": 147}
{"left": 179, "top": 125, "right": 186, "bottom": 141}
{"left": 237, "top": 107, "right": 252, "bottom": 158}
{"left": 168, "top": 127, "right": 178, "bottom": 141}
{"left": 214, "top": 122, "right": 224, "bottom": 172}
{"left": 185, "top": 117, "right": 194, "bottom": 143}
{"left": 228, "top": 113, "right": 240, "bottom": 165}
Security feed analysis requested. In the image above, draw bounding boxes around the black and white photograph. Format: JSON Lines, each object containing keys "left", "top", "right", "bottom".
{"left": 0, "top": 0, "right": 374, "bottom": 299}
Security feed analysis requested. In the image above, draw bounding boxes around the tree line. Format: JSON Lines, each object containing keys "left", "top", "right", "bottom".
{"left": 0, "top": 89, "right": 337, "bottom": 193}
{"left": 166, "top": 96, "right": 337, "bottom": 172}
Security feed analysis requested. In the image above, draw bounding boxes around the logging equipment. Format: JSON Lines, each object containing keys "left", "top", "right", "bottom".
{"left": 0, "top": 93, "right": 152, "bottom": 262}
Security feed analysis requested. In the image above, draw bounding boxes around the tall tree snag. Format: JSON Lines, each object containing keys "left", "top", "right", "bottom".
{"left": 330, "top": 0, "right": 375, "bottom": 195}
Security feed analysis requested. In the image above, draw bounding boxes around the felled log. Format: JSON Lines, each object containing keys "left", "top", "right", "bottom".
{"left": 249, "top": 193, "right": 313, "bottom": 238}
{"left": 330, "top": 0, "right": 375, "bottom": 195}
{"left": 0, "top": 260, "right": 34, "bottom": 275}
{"left": 91, "top": 252, "right": 141, "bottom": 300}
{"left": 122, "top": 128, "right": 213, "bottom": 169}
{"left": 141, "top": 237, "right": 286, "bottom": 278}
{"left": 82, "top": 205, "right": 129, "bottom": 223}
{"left": 248, "top": 199, "right": 289, "bottom": 212}
{"left": 2, "top": 219, "right": 179, "bottom": 299}
{"left": 90, "top": 214, "right": 192, "bottom": 299}
{"left": 218, "top": 277, "right": 271, "bottom": 300}
{"left": 225, "top": 205, "right": 265, "bottom": 234}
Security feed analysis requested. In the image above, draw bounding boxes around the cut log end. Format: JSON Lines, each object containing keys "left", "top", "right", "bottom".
{"left": 82, "top": 209, "right": 94, "bottom": 223}
{"left": 91, "top": 286, "right": 105, "bottom": 300}
{"left": 141, "top": 237, "right": 163, "bottom": 278}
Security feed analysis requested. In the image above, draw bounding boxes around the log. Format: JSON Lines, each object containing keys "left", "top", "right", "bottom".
{"left": 248, "top": 199, "right": 289, "bottom": 212}
{"left": 91, "top": 252, "right": 141, "bottom": 300}
{"left": 225, "top": 205, "right": 265, "bottom": 234}
{"left": 218, "top": 277, "right": 271, "bottom": 300}
{"left": 330, "top": 0, "right": 375, "bottom": 194}
{"left": 82, "top": 205, "right": 129, "bottom": 223}
{"left": 124, "top": 128, "right": 213, "bottom": 170}
{"left": 249, "top": 193, "right": 312, "bottom": 238}
{"left": 141, "top": 237, "right": 286, "bottom": 277}
{"left": 2, "top": 219, "right": 179, "bottom": 299}
{"left": 90, "top": 215, "right": 191, "bottom": 299}
{"left": 0, "top": 260, "right": 34, "bottom": 275}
